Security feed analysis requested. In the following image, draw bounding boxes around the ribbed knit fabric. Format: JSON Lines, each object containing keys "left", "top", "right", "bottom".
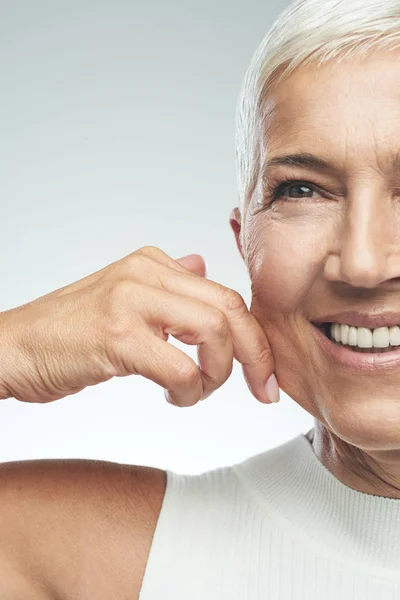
{"left": 138, "top": 434, "right": 400, "bottom": 599}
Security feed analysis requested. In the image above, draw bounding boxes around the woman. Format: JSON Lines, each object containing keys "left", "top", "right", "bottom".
{"left": 1, "top": 0, "right": 400, "bottom": 597}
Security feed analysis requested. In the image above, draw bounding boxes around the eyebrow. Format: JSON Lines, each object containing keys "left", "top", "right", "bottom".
{"left": 262, "top": 153, "right": 331, "bottom": 172}
{"left": 262, "top": 151, "right": 400, "bottom": 176}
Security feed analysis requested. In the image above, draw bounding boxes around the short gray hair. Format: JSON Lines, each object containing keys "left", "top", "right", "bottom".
{"left": 235, "top": 0, "right": 400, "bottom": 214}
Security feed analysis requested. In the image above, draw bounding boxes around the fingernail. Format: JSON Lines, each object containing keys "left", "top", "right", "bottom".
{"left": 266, "top": 374, "right": 280, "bottom": 403}
{"left": 164, "top": 389, "right": 176, "bottom": 405}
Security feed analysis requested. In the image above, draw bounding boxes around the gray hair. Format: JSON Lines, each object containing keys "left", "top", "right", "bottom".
{"left": 235, "top": 0, "right": 400, "bottom": 217}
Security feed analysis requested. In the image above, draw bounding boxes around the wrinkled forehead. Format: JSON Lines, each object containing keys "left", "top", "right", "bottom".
{"left": 259, "top": 53, "right": 400, "bottom": 173}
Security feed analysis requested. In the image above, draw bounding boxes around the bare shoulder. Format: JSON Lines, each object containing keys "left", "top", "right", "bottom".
{"left": 0, "top": 457, "right": 167, "bottom": 600}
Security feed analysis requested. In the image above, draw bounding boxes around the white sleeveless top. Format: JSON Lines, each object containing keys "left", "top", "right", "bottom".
{"left": 139, "top": 434, "right": 400, "bottom": 599}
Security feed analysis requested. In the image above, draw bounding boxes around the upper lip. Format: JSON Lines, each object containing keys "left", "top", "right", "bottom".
{"left": 313, "top": 311, "right": 400, "bottom": 329}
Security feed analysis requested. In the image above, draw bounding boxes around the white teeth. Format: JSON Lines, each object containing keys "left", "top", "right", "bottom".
{"left": 389, "top": 325, "right": 400, "bottom": 346}
{"left": 341, "top": 324, "right": 349, "bottom": 345}
{"left": 333, "top": 324, "right": 341, "bottom": 342}
{"left": 358, "top": 327, "right": 373, "bottom": 348}
{"left": 348, "top": 326, "right": 358, "bottom": 346}
{"left": 329, "top": 324, "right": 400, "bottom": 349}
{"left": 372, "top": 327, "right": 390, "bottom": 348}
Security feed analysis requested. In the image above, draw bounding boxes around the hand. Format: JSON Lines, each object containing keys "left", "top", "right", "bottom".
{"left": 0, "top": 246, "right": 278, "bottom": 406}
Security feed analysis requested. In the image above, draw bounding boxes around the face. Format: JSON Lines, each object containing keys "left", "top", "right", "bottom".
{"left": 230, "top": 51, "right": 400, "bottom": 451}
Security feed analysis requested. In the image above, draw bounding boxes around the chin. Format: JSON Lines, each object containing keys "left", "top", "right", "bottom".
{"left": 315, "top": 392, "right": 400, "bottom": 451}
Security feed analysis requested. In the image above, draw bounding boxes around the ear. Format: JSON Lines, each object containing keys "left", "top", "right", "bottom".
{"left": 229, "top": 207, "right": 245, "bottom": 261}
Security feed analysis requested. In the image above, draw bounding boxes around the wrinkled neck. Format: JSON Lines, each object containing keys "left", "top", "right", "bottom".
{"left": 309, "top": 421, "right": 400, "bottom": 500}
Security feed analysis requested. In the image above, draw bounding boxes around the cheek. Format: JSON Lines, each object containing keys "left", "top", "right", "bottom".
{"left": 245, "top": 216, "right": 328, "bottom": 411}
{"left": 246, "top": 217, "right": 319, "bottom": 313}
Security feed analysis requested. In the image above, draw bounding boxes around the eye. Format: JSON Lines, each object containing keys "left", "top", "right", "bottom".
{"left": 272, "top": 180, "right": 319, "bottom": 201}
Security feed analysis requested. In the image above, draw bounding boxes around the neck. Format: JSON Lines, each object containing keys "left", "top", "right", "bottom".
{"left": 307, "top": 422, "right": 400, "bottom": 499}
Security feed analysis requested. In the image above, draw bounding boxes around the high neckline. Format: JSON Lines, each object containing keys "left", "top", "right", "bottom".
{"left": 233, "top": 434, "right": 400, "bottom": 575}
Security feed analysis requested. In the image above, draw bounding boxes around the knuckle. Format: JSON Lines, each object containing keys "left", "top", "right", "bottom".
{"left": 135, "top": 245, "right": 164, "bottom": 260}
{"left": 202, "top": 360, "right": 233, "bottom": 387}
{"left": 108, "top": 278, "right": 136, "bottom": 306}
{"left": 113, "top": 252, "right": 153, "bottom": 279}
{"left": 119, "top": 254, "right": 154, "bottom": 278}
{"left": 102, "top": 280, "right": 138, "bottom": 335}
{"left": 252, "top": 344, "right": 273, "bottom": 366}
{"left": 171, "top": 359, "right": 199, "bottom": 388}
{"left": 219, "top": 287, "right": 247, "bottom": 317}
{"left": 206, "top": 309, "right": 229, "bottom": 338}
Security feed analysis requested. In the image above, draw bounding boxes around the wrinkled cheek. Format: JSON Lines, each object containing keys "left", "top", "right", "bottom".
{"left": 246, "top": 221, "right": 304, "bottom": 316}
{"left": 245, "top": 220, "right": 311, "bottom": 376}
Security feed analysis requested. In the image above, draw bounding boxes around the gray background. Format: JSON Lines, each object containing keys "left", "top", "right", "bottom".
{"left": 0, "top": 0, "right": 312, "bottom": 473}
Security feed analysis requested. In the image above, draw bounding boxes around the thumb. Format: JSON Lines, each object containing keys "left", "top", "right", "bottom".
{"left": 175, "top": 254, "right": 208, "bottom": 277}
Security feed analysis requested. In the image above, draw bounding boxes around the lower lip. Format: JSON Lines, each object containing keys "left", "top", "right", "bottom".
{"left": 312, "top": 324, "right": 400, "bottom": 372}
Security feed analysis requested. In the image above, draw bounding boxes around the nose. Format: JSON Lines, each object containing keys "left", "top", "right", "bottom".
{"left": 324, "top": 186, "right": 400, "bottom": 288}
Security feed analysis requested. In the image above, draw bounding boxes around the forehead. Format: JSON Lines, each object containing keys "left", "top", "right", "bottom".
{"left": 261, "top": 52, "right": 400, "bottom": 169}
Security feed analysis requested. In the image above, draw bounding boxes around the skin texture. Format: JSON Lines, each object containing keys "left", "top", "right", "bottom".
{"left": 0, "top": 458, "right": 166, "bottom": 599}
{"left": 230, "top": 49, "right": 400, "bottom": 499}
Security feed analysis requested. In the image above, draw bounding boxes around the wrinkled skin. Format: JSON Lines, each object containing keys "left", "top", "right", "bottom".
{"left": 230, "top": 50, "right": 400, "bottom": 498}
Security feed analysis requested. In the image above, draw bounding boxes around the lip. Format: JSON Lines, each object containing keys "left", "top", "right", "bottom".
{"left": 312, "top": 311, "right": 400, "bottom": 329}
{"left": 312, "top": 323, "right": 400, "bottom": 372}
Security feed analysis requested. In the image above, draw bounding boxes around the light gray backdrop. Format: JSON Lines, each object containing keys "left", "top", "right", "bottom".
{"left": 0, "top": 0, "right": 313, "bottom": 473}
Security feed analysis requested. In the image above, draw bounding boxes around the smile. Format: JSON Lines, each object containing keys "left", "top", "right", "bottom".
{"left": 320, "top": 322, "right": 400, "bottom": 351}
{"left": 312, "top": 322, "right": 400, "bottom": 372}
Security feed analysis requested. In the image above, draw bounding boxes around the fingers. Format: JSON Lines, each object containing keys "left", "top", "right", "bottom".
{"left": 134, "top": 246, "right": 206, "bottom": 275}
{"left": 175, "top": 254, "right": 208, "bottom": 277}
{"left": 118, "top": 250, "right": 276, "bottom": 404}
{"left": 130, "top": 335, "right": 204, "bottom": 407}
{"left": 66, "top": 245, "right": 275, "bottom": 406}
{"left": 116, "top": 287, "right": 234, "bottom": 406}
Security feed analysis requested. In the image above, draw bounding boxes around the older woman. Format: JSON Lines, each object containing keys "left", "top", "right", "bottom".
{"left": 1, "top": 0, "right": 400, "bottom": 597}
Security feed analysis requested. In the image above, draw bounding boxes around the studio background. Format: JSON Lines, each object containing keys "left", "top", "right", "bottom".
{"left": 0, "top": 0, "right": 313, "bottom": 473}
